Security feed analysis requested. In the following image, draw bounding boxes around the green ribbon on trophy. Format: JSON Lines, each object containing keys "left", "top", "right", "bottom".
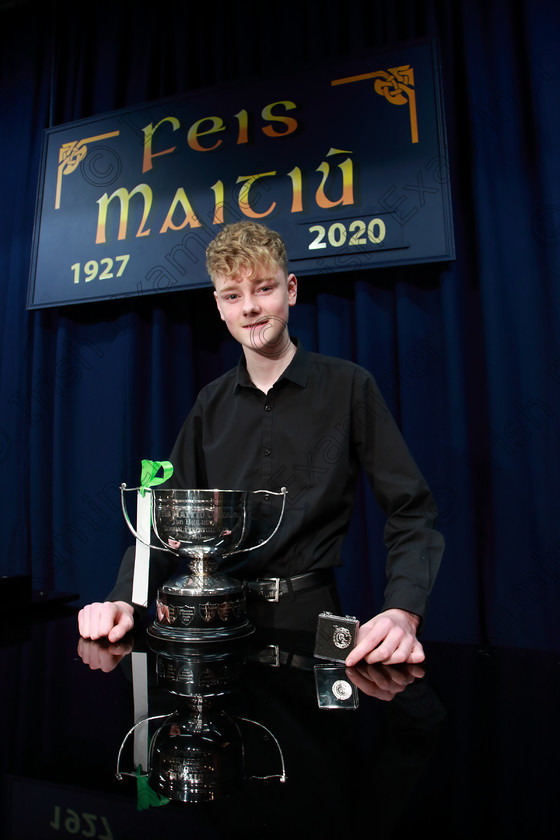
{"left": 136, "top": 765, "right": 169, "bottom": 810}
{"left": 139, "top": 459, "right": 174, "bottom": 496}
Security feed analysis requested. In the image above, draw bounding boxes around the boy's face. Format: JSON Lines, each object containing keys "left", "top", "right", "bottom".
{"left": 213, "top": 262, "right": 297, "bottom": 357}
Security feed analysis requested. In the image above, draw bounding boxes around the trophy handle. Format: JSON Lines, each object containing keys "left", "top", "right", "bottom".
{"left": 120, "top": 483, "right": 178, "bottom": 555}
{"left": 225, "top": 486, "right": 288, "bottom": 557}
{"left": 236, "top": 716, "right": 287, "bottom": 782}
{"left": 115, "top": 713, "right": 173, "bottom": 780}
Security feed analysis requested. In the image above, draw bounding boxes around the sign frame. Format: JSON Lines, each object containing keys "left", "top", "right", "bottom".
{"left": 27, "top": 38, "right": 454, "bottom": 309}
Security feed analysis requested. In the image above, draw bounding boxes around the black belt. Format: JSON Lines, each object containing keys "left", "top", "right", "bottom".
{"left": 250, "top": 645, "right": 317, "bottom": 670}
{"left": 245, "top": 569, "right": 333, "bottom": 603}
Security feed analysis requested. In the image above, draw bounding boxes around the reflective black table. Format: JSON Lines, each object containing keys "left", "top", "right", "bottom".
{"left": 1, "top": 605, "right": 558, "bottom": 840}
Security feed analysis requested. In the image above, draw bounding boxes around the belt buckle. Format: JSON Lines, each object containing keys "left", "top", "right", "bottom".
{"left": 259, "top": 577, "right": 281, "bottom": 602}
{"left": 256, "top": 644, "right": 280, "bottom": 667}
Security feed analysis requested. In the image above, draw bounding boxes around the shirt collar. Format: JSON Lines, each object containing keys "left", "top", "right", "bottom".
{"left": 234, "top": 338, "right": 309, "bottom": 391}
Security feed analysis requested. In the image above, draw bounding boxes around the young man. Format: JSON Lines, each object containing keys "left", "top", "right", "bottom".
{"left": 78, "top": 221, "right": 444, "bottom": 666}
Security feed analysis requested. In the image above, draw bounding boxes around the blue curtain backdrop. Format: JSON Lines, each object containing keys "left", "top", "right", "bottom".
{"left": 1, "top": 0, "right": 559, "bottom": 650}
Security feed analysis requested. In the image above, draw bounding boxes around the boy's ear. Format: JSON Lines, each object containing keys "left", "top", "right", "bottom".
{"left": 213, "top": 290, "right": 226, "bottom": 321}
{"left": 287, "top": 273, "right": 298, "bottom": 306}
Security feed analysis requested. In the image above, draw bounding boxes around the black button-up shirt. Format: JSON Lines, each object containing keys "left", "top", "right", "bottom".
{"left": 156, "top": 341, "right": 444, "bottom": 617}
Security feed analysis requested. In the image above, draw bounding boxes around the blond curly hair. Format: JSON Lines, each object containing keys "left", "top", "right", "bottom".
{"left": 206, "top": 221, "right": 288, "bottom": 284}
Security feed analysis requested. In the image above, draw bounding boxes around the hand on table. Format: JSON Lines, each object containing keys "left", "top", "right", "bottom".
{"left": 77, "top": 600, "right": 135, "bottom": 643}
{"left": 345, "top": 608, "right": 424, "bottom": 667}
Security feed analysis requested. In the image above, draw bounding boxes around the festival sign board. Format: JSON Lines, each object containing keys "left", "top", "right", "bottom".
{"left": 27, "top": 39, "right": 454, "bottom": 309}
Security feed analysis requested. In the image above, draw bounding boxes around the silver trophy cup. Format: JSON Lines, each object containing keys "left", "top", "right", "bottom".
{"left": 120, "top": 486, "right": 287, "bottom": 644}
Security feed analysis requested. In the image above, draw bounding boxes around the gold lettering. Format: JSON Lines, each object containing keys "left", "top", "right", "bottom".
{"left": 159, "top": 188, "right": 202, "bottom": 233}
{"left": 96, "top": 184, "right": 152, "bottom": 244}
{"left": 210, "top": 180, "right": 225, "bottom": 225}
{"left": 187, "top": 116, "right": 225, "bottom": 152}
{"left": 235, "top": 110, "right": 249, "bottom": 145}
{"left": 261, "top": 101, "right": 298, "bottom": 137}
{"left": 287, "top": 166, "right": 303, "bottom": 213}
{"left": 142, "top": 117, "right": 180, "bottom": 173}
{"left": 315, "top": 148, "right": 354, "bottom": 209}
{"left": 236, "top": 172, "right": 277, "bottom": 218}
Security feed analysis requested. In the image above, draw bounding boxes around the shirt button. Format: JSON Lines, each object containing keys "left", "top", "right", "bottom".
{"left": 264, "top": 449, "right": 271, "bottom": 456}
{"left": 265, "top": 404, "right": 272, "bottom": 411}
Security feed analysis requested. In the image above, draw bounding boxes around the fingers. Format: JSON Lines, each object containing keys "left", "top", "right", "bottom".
{"left": 407, "top": 642, "right": 426, "bottom": 664}
{"left": 345, "top": 613, "right": 425, "bottom": 667}
{"left": 77, "top": 602, "right": 100, "bottom": 639}
{"left": 363, "top": 633, "right": 425, "bottom": 666}
{"left": 368, "top": 638, "right": 425, "bottom": 666}
{"left": 376, "top": 640, "right": 425, "bottom": 665}
{"left": 78, "top": 602, "right": 121, "bottom": 640}
{"left": 344, "top": 616, "right": 391, "bottom": 666}
{"left": 107, "top": 614, "right": 134, "bottom": 643}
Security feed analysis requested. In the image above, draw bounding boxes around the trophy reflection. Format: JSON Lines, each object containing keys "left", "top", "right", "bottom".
{"left": 121, "top": 485, "right": 287, "bottom": 644}
{"left": 116, "top": 650, "right": 286, "bottom": 804}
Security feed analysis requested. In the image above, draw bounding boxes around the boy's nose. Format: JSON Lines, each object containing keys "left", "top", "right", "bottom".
{"left": 242, "top": 296, "right": 260, "bottom": 315}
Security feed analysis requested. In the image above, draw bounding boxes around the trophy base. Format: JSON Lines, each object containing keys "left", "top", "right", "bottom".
{"left": 147, "top": 620, "right": 255, "bottom": 645}
{"left": 150, "top": 569, "right": 254, "bottom": 645}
